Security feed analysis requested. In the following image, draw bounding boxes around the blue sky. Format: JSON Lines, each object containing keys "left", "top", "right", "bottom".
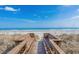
{"left": 0, "top": 5, "right": 79, "bottom": 28}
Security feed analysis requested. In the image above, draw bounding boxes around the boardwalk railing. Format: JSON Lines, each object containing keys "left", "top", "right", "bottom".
{"left": 49, "top": 39, "right": 65, "bottom": 54}
{"left": 2, "top": 33, "right": 65, "bottom": 54}
{"left": 7, "top": 40, "right": 27, "bottom": 54}
{"left": 7, "top": 33, "right": 36, "bottom": 54}
{"left": 43, "top": 33, "right": 65, "bottom": 54}
{"left": 43, "top": 39, "right": 54, "bottom": 54}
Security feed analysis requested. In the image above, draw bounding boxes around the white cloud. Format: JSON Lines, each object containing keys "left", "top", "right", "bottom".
{"left": 0, "top": 6, "right": 20, "bottom": 12}
{"left": 71, "top": 15, "right": 79, "bottom": 19}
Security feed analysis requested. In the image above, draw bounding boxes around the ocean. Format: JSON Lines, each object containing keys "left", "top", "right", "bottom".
{"left": 0, "top": 28, "right": 79, "bottom": 30}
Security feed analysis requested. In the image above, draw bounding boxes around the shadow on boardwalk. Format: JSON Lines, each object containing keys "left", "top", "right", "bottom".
{"left": 37, "top": 40, "right": 46, "bottom": 54}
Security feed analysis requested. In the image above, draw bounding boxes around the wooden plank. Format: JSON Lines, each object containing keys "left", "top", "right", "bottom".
{"left": 7, "top": 34, "right": 33, "bottom": 54}
{"left": 49, "top": 39, "right": 65, "bottom": 54}
{"left": 7, "top": 40, "right": 27, "bottom": 54}
{"left": 22, "top": 33, "right": 36, "bottom": 54}
{"left": 26, "top": 39, "right": 35, "bottom": 54}
{"left": 23, "top": 38, "right": 35, "bottom": 54}
{"left": 43, "top": 40, "right": 49, "bottom": 54}
{"left": 43, "top": 39, "right": 54, "bottom": 54}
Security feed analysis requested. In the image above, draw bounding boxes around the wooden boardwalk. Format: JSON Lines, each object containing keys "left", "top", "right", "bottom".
{"left": 1, "top": 33, "right": 65, "bottom": 54}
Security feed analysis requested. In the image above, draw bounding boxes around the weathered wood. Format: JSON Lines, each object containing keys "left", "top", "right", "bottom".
{"left": 44, "top": 33, "right": 62, "bottom": 44}
{"left": 23, "top": 38, "right": 35, "bottom": 54}
{"left": 7, "top": 40, "right": 27, "bottom": 54}
{"left": 49, "top": 39, "right": 65, "bottom": 54}
{"left": 43, "top": 39, "right": 53, "bottom": 54}
{"left": 7, "top": 34, "right": 29, "bottom": 54}
{"left": 26, "top": 39, "right": 35, "bottom": 54}
{"left": 43, "top": 40, "right": 49, "bottom": 54}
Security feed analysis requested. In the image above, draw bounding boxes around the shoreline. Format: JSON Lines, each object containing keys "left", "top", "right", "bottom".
{"left": 0, "top": 29, "right": 79, "bottom": 35}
